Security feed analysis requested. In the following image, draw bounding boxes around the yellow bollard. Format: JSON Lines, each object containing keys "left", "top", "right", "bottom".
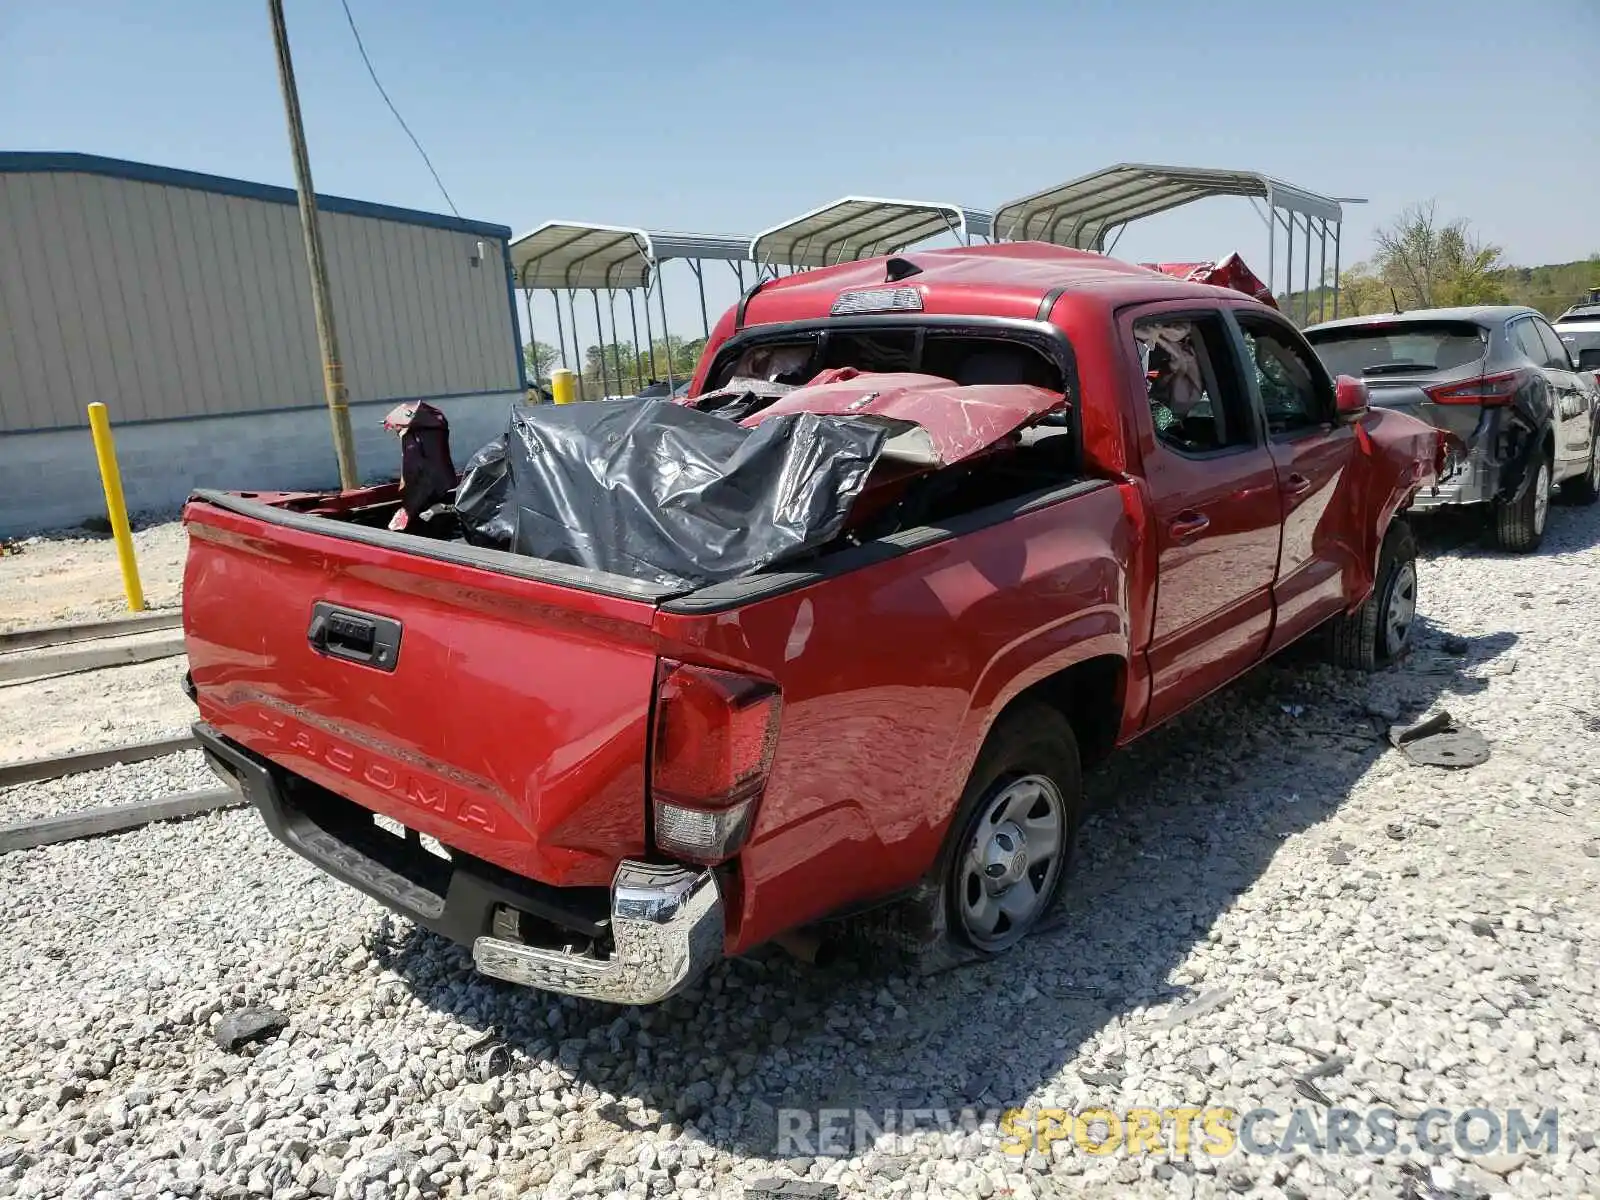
{"left": 86, "top": 402, "right": 146, "bottom": 612}
{"left": 550, "top": 368, "right": 577, "bottom": 406}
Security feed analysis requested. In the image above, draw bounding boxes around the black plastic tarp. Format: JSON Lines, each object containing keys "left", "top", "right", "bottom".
{"left": 454, "top": 399, "right": 886, "bottom": 588}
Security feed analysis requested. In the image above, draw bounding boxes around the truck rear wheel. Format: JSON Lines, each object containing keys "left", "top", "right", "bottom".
{"left": 936, "top": 704, "right": 1082, "bottom": 956}
{"left": 1325, "top": 518, "right": 1418, "bottom": 671}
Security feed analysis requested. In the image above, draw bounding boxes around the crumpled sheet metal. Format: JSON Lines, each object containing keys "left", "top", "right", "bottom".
{"left": 742, "top": 370, "right": 1065, "bottom": 467}
{"left": 1142, "top": 253, "right": 1277, "bottom": 307}
{"left": 453, "top": 399, "right": 885, "bottom": 588}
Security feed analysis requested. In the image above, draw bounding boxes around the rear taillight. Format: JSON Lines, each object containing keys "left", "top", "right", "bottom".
{"left": 650, "top": 661, "right": 781, "bottom": 864}
{"left": 1424, "top": 369, "right": 1528, "bottom": 407}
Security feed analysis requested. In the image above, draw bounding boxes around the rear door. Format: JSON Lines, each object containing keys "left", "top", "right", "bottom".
{"left": 1231, "top": 310, "right": 1361, "bottom": 652}
{"left": 1528, "top": 315, "right": 1594, "bottom": 476}
{"left": 1121, "top": 303, "right": 1282, "bottom": 726}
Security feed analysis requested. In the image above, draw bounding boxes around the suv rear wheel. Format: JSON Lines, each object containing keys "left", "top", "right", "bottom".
{"left": 1495, "top": 456, "right": 1552, "bottom": 552}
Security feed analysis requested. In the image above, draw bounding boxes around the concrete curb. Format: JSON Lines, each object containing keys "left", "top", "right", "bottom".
{"left": 0, "top": 734, "right": 200, "bottom": 789}
{"left": 0, "top": 634, "right": 187, "bottom": 684}
{"left": 0, "top": 787, "right": 244, "bottom": 854}
{"left": 0, "top": 610, "right": 182, "bottom": 652}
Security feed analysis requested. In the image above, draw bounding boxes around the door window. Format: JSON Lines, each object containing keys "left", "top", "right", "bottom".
{"left": 1237, "top": 319, "right": 1331, "bottom": 435}
{"left": 1133, "top": 314, "right": 1254, "bottom": 455}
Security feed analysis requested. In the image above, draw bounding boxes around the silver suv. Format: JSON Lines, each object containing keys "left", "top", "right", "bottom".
{"left": 1305, "top": 306, "right": 1600, "bottom": 552}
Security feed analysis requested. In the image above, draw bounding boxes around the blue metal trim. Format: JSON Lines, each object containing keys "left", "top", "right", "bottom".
{"left": 503, "top": 240, "right": 529, "bottom": 393}
{"left": 3, "top": 389, "right": 524, "bottom": 436}
{"left": 0, "top": 151, "right": 511, "bottom": 241}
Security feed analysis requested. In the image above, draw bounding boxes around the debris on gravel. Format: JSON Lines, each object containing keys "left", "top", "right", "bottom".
{"left": 212, "top": 1006, "right": 289, "bottom": 1052}
{"left": 0, "top": 505, "right": 1598, "bottom": 1200}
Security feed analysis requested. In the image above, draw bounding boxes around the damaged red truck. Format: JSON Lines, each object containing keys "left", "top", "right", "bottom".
{"left": 183, "top": 243, "right": 1450, "bottom": 1005}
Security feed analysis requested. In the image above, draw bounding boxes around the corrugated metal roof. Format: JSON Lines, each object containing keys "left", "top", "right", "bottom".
{"left": 750, "top": 197, "right": 995, "bottom": 269}
{"left": 0, "top": 151, "right": 512, "bottom": 240}
{"left": 994, "top": 163, "right": 1343, "bottom": 249}
{"left": 508, "top": 222, "right": 750, "bottom": 290}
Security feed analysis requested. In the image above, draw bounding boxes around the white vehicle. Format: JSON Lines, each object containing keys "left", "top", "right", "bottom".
{"left": 1554, "top": 288, "right": 1600, "bottom": 375}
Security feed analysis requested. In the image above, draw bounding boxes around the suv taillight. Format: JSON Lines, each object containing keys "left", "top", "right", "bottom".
{"left": 650, "top": 661, "right": 781, "bottom": 864}
{"left": 1424, "top": 369, "right": 1528, "bottom": 407}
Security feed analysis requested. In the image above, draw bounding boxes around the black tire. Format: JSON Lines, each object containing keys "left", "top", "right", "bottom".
{"left": 1326, "top": 518, "right": 1419, "bottom": 671}
{"left": 1561, "top": 438, "right": 1600, "bottom": 506}
{"left": 1494, "top": 455, "right": 1551, "bottom": 552}
{"left": 910, "top": 703, "right": 1083, "bottom": 964}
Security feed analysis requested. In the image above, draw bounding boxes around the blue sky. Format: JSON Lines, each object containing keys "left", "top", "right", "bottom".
{"left": 5, "top": 0, "right": 1598, "bottom": 355}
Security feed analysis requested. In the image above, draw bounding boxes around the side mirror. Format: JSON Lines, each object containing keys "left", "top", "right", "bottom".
{"left": 1335, "top": 374, "right": 1370, "bottom": 421}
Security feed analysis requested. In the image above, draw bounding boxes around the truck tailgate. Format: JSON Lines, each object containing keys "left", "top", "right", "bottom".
{"left": 182, "top": 497, "right": 664, "bottom": 888}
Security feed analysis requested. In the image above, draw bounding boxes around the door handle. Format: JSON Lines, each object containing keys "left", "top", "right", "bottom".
{"left": 1168, "top": 511, "right": 1211, "bottom": 541}
{"left": 307, "top": 602, "right": 403, "bottom": 671}
{"left": 1282, "top": 473, "right": 1313, "bottom": 497}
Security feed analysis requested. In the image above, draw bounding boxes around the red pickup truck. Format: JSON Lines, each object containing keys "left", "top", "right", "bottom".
{"left": 184, "top": 243, "right": 1447, "bottom": 1005}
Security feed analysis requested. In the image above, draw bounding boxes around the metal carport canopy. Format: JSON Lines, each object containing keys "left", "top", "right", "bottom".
{"left": 509, "top": 221, "right": 750, "bottom": 290}
{"left": 751, "top": 196, "right": 995, "bottom": 269}
{"left": 993, "top": 163, "right": 1344, "bottom": 249}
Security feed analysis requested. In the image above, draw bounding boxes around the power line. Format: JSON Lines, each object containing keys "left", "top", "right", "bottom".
{"left": 338, "top": 0, "right": 461, "bottom": 218}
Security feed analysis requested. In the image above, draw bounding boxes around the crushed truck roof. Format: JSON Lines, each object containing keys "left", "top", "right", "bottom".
{"left": 736, "top": 242, "right": 1250, "bottom": 329}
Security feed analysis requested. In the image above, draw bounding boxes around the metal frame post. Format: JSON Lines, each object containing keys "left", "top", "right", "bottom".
{"left": 1264, "top": 185, "right": 1276, "bottom": 303}
{"left": 522, "top": 288, "right": 542, "bottom": 389}
{"left": 551, "top": 288, "right": 568, "bottom": 370}
{"left": 565, "top": 290, "right": 586, "bottom": 401}
{"left": 1317, "top": 218, "right": 1329, "bottom": 324}
{"left": 657, "top": 276, "right": 676, "bottom": 389}
{"left": 1331, "top": 224, "right": 1343, "bottom": 319}
{"left": 591, "top": 291, "right": 609, "bottom": 397}
{"left": 1301, "top": 215, "right": 1312, "bottom": 327}
{"left": 1284, "top": 210, "right": 1294, "bottom": 323}
{"left": 626, "top": 291, "right": 644, "bottom": 393}
{"left": 688, "top": 260, "right": 710, "bottom": 338}
{"left": 642, "top": 283, "right": 660, "bottom": 384}
{"left": 605, "top": 289, "right": 631, "bottom": 395}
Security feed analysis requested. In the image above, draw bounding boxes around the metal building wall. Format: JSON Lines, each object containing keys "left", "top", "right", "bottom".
{"left": 0, "top": 154, "right": 522, "bottom": 435}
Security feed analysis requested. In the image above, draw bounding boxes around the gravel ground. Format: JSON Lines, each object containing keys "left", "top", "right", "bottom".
{"left": 0, "top": 655, "right": 193, "bottom": 766}
{"left": 0, "top": 516, "right": 186, "bottom": 634}
{"left": 2, "top": 504, "right": 1599, "bottom": 1200}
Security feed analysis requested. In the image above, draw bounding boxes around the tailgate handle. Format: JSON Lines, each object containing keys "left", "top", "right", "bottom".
{"left": 308, "top": 602, "right": 402, "bottom": 671}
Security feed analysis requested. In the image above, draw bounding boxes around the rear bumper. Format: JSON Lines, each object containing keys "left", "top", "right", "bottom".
{"left": 1410, "top": 450, "right": 1499, "bottom": 509}
{"left": 473, "top": 864, "right": 722, "bottom": 1004}
{"left": 196, "top": 722, "right": 722, "bottom": 1005}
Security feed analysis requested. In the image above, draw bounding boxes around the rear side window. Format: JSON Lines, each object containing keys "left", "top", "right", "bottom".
{"left": 1133, "top": 314, "right": 1254, "bottom": 455}
{"left": 1305, "top": 322, "right": 1487, "bottom": 377}
{"left": 1511, "top": 318, "right": 1548, "bottom": 365}
{"left": 1534, "top": 319, "right": 1573, "bottom": 370}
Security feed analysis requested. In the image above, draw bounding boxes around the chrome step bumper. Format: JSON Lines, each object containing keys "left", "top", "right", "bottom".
{"left": 472, "top": 861, "right": 723, "bottom": 1005}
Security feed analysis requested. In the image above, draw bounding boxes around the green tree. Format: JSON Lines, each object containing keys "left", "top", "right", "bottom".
{"left": 1370, "top": 203, "right": 1507, "bottom": 309}
{"left": 1333, "top": 262, "right": 1396, "bottom": 318}
{"left": 523, "top": 340, "right": 559, "bottom": 381}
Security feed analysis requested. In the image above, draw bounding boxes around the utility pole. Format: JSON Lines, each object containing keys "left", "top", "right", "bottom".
{"left": 267, "top": 0, "right": 359, "bottom": 489}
